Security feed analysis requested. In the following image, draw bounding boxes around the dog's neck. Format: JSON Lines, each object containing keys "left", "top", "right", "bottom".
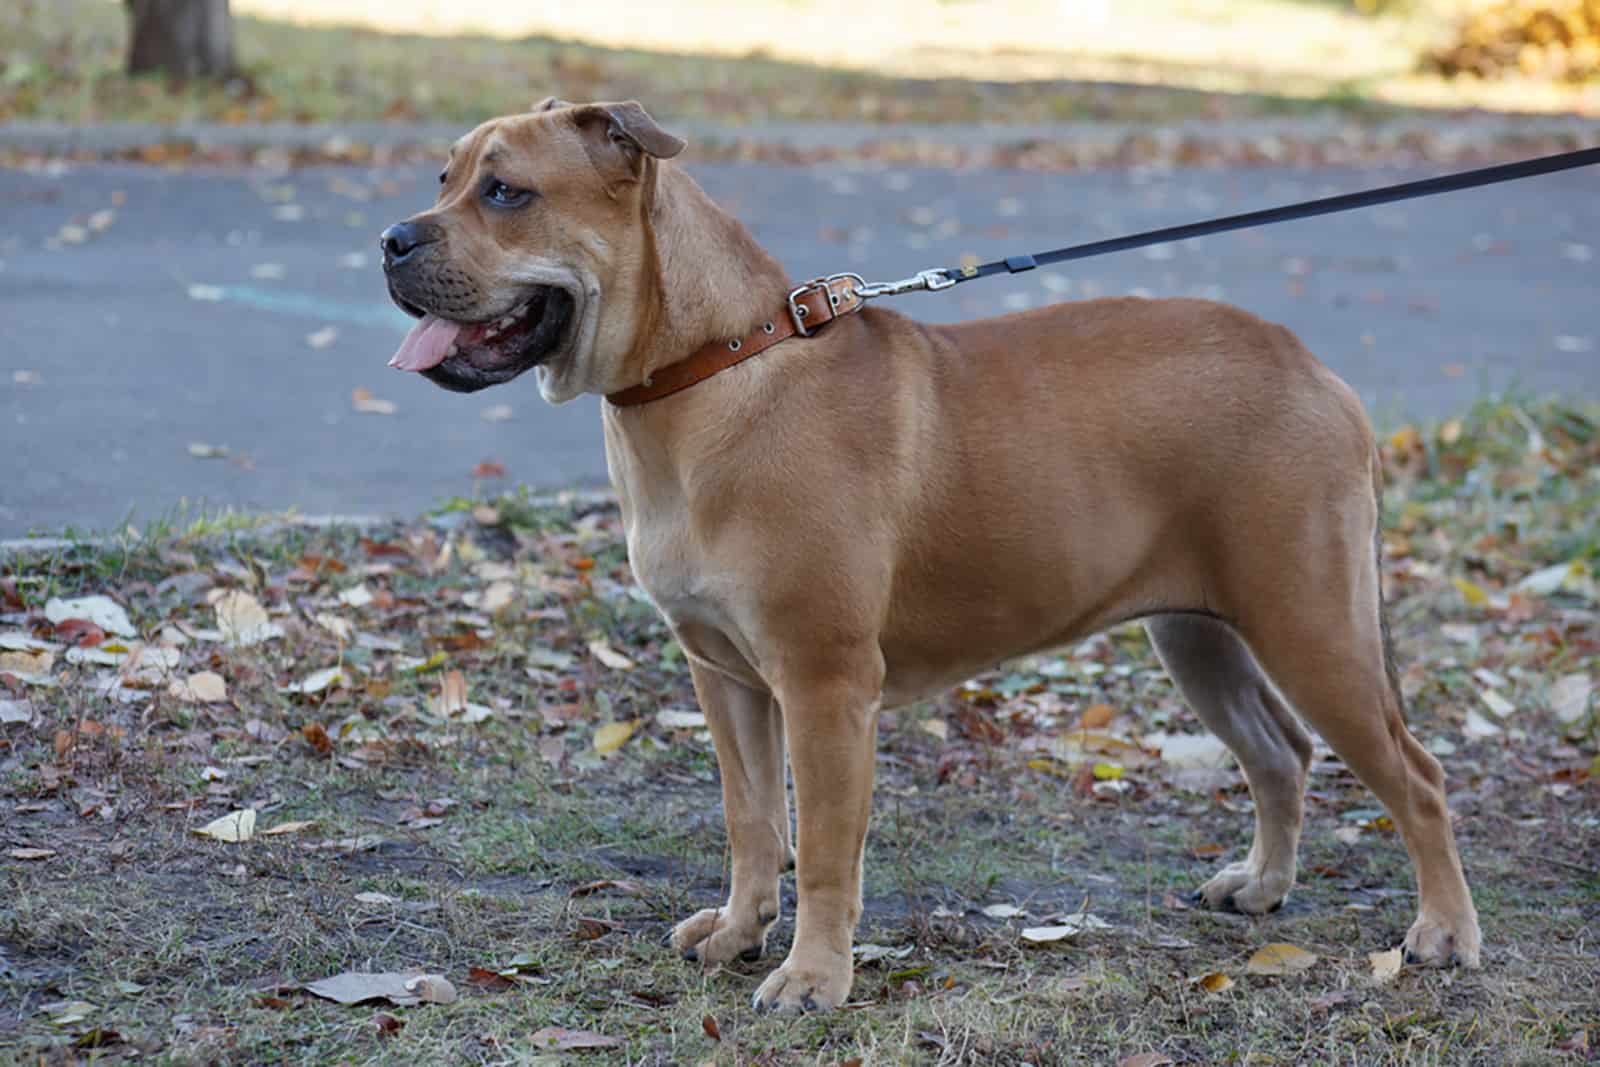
{"left": 625, "top": 164, "right": 793, "bottom": 387}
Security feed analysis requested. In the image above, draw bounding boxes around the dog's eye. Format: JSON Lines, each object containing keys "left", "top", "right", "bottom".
{"left": 482, "top": 178, "right": 533, "bottom": 208}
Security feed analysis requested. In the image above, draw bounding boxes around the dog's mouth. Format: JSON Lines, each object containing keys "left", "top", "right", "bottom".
{"left": 387, "top": 285, "right": 574, "bottom": 393}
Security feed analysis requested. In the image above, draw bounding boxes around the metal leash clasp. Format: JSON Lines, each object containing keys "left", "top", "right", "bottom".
{"left": 788, "top": 272, "right": 869, "bottom": 336}
{"left": 852, "top": 268, "right": 957, "bottom": 300}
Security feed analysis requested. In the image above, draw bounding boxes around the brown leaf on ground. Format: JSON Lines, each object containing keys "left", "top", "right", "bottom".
{"left": 702, "top": 1014, "right": 722, "bottom": 1041}
{"left": 530, "top": 1027, "right": 622, "bottom": 1051}
{"left": 302, "top": 722, "right": 334, "bottom": 755}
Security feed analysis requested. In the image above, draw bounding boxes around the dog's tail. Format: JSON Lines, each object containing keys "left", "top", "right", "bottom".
{"left": 1372, "top": 449, "right": 1406, "bottom": 716}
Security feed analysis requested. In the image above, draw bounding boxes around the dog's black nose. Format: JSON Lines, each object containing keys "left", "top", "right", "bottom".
{"left": 380, "top": 220, "right": 440, "bottom": 266}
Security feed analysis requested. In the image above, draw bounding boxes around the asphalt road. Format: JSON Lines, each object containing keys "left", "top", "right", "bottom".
{"left": 2, "top": 156, "right": 1596, "bottom": 536}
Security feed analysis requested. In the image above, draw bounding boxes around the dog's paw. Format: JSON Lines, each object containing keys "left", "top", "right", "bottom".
{"left": 670, "top": 906, "right": 772, "bottom": 966}
{"left": 1404, "top": 911, "right": 1482, "bottom": 968}
{"left": 751, "top": 952, "right": 852, "bottom": 1014}
{"left": 1193, "top": 859, "right": 1293, "bottom": 914}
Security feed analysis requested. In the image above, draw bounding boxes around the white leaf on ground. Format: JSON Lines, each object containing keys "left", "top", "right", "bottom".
{"left": 1245, "top": 942, "right": 1319, "bottom": 975}
{"left": 656, "top": 708, "right": 707, "bottom": 730}
{"left": 587, "top": 639, "right": 634, "bottom": 671}
{"left": 45, "top": 595, "right": 136, "bottom": 637}
{"left": 1478, "top": 688, "right": 1516, "bottom": 719}
{"left": 1550, "top": 674, "right": 1592, "bottom": 724}
{"left": 435, "top": 670, "right": 467, "bottom": 717}
{"left": 168, "top": 671, "right": 227, "bottom": 703}
{"left": 280, "top": 666, "right": 342, "bottom": 695}
{"left": 338, "top": 585, "right": 374, "bottom": 609}
{"left": 306, "top": 326, "right": 339, "bottom": 349}
{"left": 213, "top": 591, "right": 283, "bottom": 647}
{"left": 481, "top": 580, "right": 516, "bottom": 613}
{"left": 44, "top": 1000, "right": 97, "bottom": 1026}
{"left": 528, "top": 647, "right": 574, "bottom": 669}
{"left": 854, "top": 943, "right": 915, "bottom": 963}
{"left": 315, "top": 612, "right": 354, "bottom": 641}
{"left": 66, "top": 646, "right": 127, "bottom": 666}
{"left": 1369, "top": 947, "right": 1403, "bottom": 984}
{"left": 260, "top": 820, "right": 316, "bottom": 837}
{"left": 1021, "top": 913, "right": 1112, "bottom": 943}
{"left": 404, "top": 974, "right": 457, "bottom": 1004}
{"left": 1464, "top": 709, "right": 1503, "bottom": 738}
{"left": 187, "top": 284, "right": 224, "bottom": 301}
{"left": 530, "top": 1027, "right": 622, "bottom": 1051}
{"left": 982, "top": 903, "right": 1025, "bottom": 920}
{"left": 0, "top": 698, "right": 35, "bottom": 725}
{"left": 920, "top": 717, "right": 950, "bottom": 741}
{"left": 1147, "top": 731, "right": 1231, "bottom": 769}
{"left": 1333, "top": 825, "right": 1362, "bottom": 845}
{"left": 0, "top": 633, "right": 61, "bottom": 653}
{"left": 354, "top": 891, "right": 397, "bottom": 905}
{"left": 0, "top": 649, "right": 54, "bottom": 676}
{"left": 304, "top": 971, "right": 447, "bottom": 1007}
{"left": 194, "top": 809, "right": 256, "bottom": 843}
{"left": 1517, "top": 559, "right": 1597, "bottom": 601}
{"left": 8, "top": 847, "right": 56, "bottom": 860}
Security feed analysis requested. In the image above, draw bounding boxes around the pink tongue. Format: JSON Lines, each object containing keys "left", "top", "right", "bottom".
{"left": 389, "top": 315, "right": 465, "bottom": 372}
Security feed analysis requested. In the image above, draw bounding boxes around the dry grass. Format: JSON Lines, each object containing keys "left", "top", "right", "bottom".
{"left": 1, "top": 396, "right": 1596, "bottom": 1063}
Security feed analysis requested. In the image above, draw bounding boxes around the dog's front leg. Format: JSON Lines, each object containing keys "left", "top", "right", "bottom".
{"left": 752, "top": 657, "right": 882, "bottom": 1013}
{"left": 672, "top": 660, "right": 790, "bottom": 966}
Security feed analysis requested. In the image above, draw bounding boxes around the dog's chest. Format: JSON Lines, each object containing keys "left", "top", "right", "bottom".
{"left": 625, "top": 516, "right": 763, "bottom": 686}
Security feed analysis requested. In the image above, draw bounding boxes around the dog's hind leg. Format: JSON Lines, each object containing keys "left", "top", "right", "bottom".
{"left": 671, "top": 661, "right": 790, "bottom": 966}
{"left": 1147, "top": 614, "right": 1312, "bottom": 914}
{"left": 1229, "top": 490, "right": 1481, "bottom": 966}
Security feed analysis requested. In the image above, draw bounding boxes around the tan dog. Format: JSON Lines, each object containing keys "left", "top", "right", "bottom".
{"left": 380, "top": 99, "right": 1481, "bottom": 1012}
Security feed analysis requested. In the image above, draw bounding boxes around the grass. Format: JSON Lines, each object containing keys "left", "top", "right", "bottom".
{"left": 1, "top": 395, "right": 1597, "bottom": 1063}
{"left": 3, "top": 0, "right": 1596, "bottom": 131}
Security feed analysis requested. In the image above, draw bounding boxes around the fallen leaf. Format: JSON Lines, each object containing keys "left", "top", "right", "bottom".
{"left": 1550, "top": 674, "right": 1592, "bottom": 725}
{"left": 303, "top": 721, "right": 334, "bottom": 755}
{"left": 187, "top": 284, "right": 224, "bottom": 301}
{"left": 587, "top": 639, "right": 635, "bottom": 671}
{"left": 1478, "top": 688, "right": 1516, "bottom": 719}
{"left": 656, "top": 708, "right": 707, "bottom": 730}
{"left": 529, "top": 1027, "right": 622, "bottom": 1051}
{"left": 45, "top": 595, "right": 135, "bottom": 638}
{"left": 338, "top": 584, "right": 374, "bottom": 608}
{"left": 854, "top": 943, "right": 916, "bottom": 963}
{"left": 982, "top": 903, "right": 1024, "bottom": 920}
{"left": 304, "top": 971, "right": 451, "bottom": 1007}
{"left": 53, "top": 618, "right": 106, "bottom": 648}
{"left": 0, "top": 698, "right": 34, "bottom": 725}
{"left": 306, "top": 326, "right": 339, "bottom": 349}
{"left": 0, "top": 649, "right": 53, "bottom": 676}
{"left": 169, "top": 671, "right": 227, "bottom": 703}
{"left": 1117, "top": 1054, "right": 1174, "bottom": 1067}
{"left": 315, "top": 612, "right": 354, "bottom": 641}
{"left": 281, "top": 666, "right": 342, "bottom": 695}
{"left": 1021, "top": 913, "right": 1112, "bottom": 943}
{"left": 1191, "top": 972, "right": 1234, "bottom": 993}
{"left": 1245, "top": 942, "right": 1319, "bottom": 976}
{"left": 568, "top": 879, "right": 640, "bottom": 898}
{"left": 260, "top": 820, "right": 316, "bottom": 836}
{"left": 481, "top": 580, "right": 516, "bottom": 613}
{"left": 466, "top": 966, "right": 514, "bottom": 991}
{"left": 213, "top": 591, "right": 283, "bottom": 647}
{"left": 1452, "top": 576, "right": 1488, "bottom": 608}
{"left": 1464, "top": 709, "right": 1503, "bottom": 738}
{"left": 351, "top": 387, "right": 397, "bottom": 415}
{"left": 920, "top": 717, "right": 949, "bottom": 741}
{"left": 194, "top": 809, "right": 256, "bottom": 843}
{"left": 354, "top": 891, "right": 397, "bottom": 905}
{"left": 1080, "top": 703, "right": 1116, "bottom": 728}
{"left": 1148, "top": 731, "right": 1230, "bottom": 769}
{"left": 472, "top": 460, "right": 507, "bottom": 479}
{"left": 8, "top": 847, "right": 56, "bottom": 860}
{"left": 1369, "top": 947, "right": 1403, "bottom": 984}
{"left": 45, "top": 1000, "right": 98, "bottom": 1026}
{"left": 436, "top": 670, "right": 468, "bottom": 717}
{"left": 702, "top": 1014, "right": 721, "bottom": 1041}
{"left": 593, "top": 719, "right": 637, "bottom": 755}
{"left": 187, "top": 441, "right": 230, "bottom": 458}
{"left": 372, "top": 1011, "right": 403, "bottom": 1036}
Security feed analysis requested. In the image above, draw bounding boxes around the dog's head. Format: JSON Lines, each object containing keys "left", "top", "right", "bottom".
{"left": 380, "top": 99, "right": 684, "bottom": 401}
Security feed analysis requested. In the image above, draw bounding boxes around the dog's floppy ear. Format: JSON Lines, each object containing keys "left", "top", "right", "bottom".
{"left": 571, "top": 100, "right": 686, "bottom": 165}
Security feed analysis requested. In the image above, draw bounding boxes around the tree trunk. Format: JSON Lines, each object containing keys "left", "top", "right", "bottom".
{"left": 125, "top": 0, "right": 235, "bottom": 79}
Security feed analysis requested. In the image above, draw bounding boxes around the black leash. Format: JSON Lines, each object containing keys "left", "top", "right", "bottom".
{"left": 849, "top": 145, "right": 1600, "bottom": 300}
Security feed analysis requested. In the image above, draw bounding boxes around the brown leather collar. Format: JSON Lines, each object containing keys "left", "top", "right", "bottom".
{"left": 606, "top": 274, "right": 865, "bottom": 407}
